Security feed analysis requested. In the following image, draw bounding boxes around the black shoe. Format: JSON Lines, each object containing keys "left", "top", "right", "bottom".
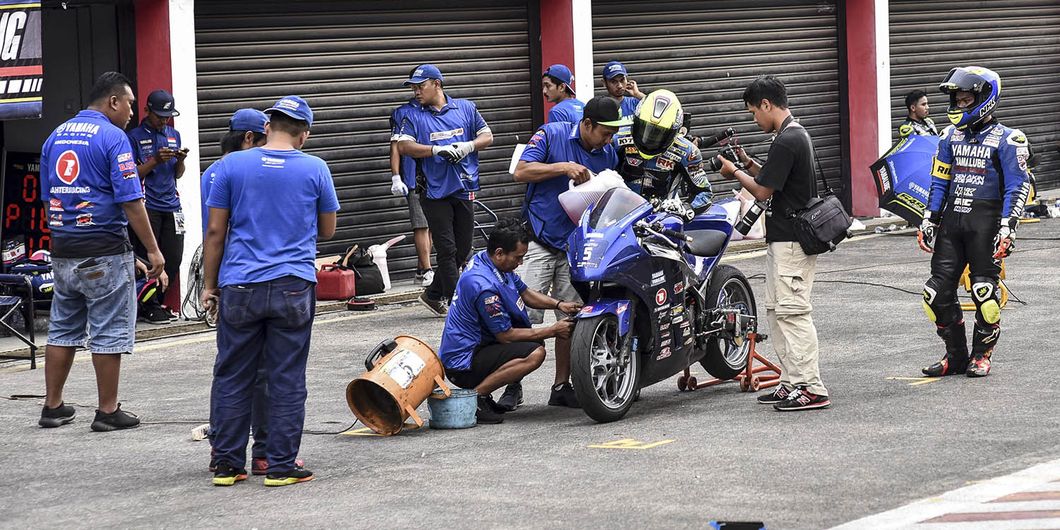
{"left": 38, "top": 402, "right": 76, "bottom": 428}
{"left": 90, "top": 404, "right": 141, "bottom": 432}
{"left": 496, "top": 382, "right": 524, "bottom": 412}
{"left": 418, "top": 292, "right": 447, "bottom": 318}
{"left": 922, "top": 356, "right": 968, "bottom": 377}
{"left": 773, "top": 387, "right": 831, "bottom": 411}
{"left": 212, "top": 463, "right": 248, "bottom": 487}
{"left": 756, "top": 385, "right": 792, "bottom": 405}
{"left": 264, "top": 466, "right": 315, "bottom": 487}
{"left": 475, "top": 395, "right": 504, "bottom": 424}
{"left": 548, "top": 382, "right": 581, "bottom": 409}
{"left": 139, "top": 304, "right": 170, "bottom": 324}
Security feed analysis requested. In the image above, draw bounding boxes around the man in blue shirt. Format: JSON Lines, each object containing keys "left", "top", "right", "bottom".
{"left": 602, "top": 60, "right": 646, "bottom": 119}
{"left": 37, "top": 72, "right": 164, "bottom": 432}
{"left": 543, "top": 64, "right": 583, "bottom": 124}
{"left": 440, "top": 218, "right": 579, "bottom": 423}
{"left": 513, "top": 96, "right": 627, "bottom": 408}
{"left": 395, "top": 64, "right": 493, "bottom": 316}
{"left": 389, "top": 94, "right": 434, "bottom": 287}
{"left": 201, "top": 95, "right": 339, "bottom": 487}
{"left": 127, "top": 89, "right": 188, "bottom": 322}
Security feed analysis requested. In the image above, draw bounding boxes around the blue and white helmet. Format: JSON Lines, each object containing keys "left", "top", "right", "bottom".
{"left": 938, "top": 66, "right": 1001, "bottom": 130}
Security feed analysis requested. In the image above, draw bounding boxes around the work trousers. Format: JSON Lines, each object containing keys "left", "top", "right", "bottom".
{"left": 210, "top": 275, "right": 315, "bottom": 473}
{"left": 421, "top": 195, "right": 474, "bottom": 303}
{"left": 765, "top": 242, "right": 827, "bottom": 396}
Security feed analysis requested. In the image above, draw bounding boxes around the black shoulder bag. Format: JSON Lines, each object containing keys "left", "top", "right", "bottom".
{"left": 788, "top": 125, "right": 853, "bottom": 255}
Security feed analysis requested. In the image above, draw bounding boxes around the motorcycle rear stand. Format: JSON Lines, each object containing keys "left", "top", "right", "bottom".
{"left": 677, "top": 332, "right": 782, "bottom": 392}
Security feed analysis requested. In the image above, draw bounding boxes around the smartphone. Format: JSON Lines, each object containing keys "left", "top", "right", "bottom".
{"left": 76, "top": 257, "right": 100, "bottom": 269}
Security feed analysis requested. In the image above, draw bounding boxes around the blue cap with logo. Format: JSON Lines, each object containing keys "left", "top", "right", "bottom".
{"left": 229, "top": 108, "right": 268, "bottom": 134}
{"left": 403, "top": 64, "right": 444, "bottom": 86}
{"left": 265, "top": 95, "right": 313, "bottom": 126}
{"left": 147, "top": 89, "right": 180, "bottom": 117}
{"left": 603, "top": 61, "right": 628, "bottom": 80}
{"left": 543, "top": 64, "right": 576, "bottom": 95}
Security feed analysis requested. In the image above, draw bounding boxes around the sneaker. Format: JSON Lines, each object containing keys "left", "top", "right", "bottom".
{"left": 548, "top": 382, "right": 582, "bottom": 408}
{"left": 418, "top": 292, "right": 447, "bottom": 318}
{"left": 421, "top": 269, "right": 435, "bottom": 287}
{"left": 264, "top": 466, "right": 314, "bottom": 487}
{"left": 139, "top": 304, "right": 170, "bottom": 324}
{"left": 756, "top": 385, "right": 792, "bottom": 405}
{"left": 496, "top": 382, "right": 524, "bottom": 412}
{"left": 475, "top": 395, "right": 504, "bottom": 424}
{"left": 38, "top": 402, "right": 76, "bottom": 428}
{"left": 212, "top": 463, "right": 248, "bottom": 487}
{"left": 90, "top": 403, "right": 141, "bottom": 432}
{"left": 922, "top": 356, "right": 968, "bottom": 377}
{"left": 966, "top": 356, "right": 991, "bottom": 377}
{"left": 773, "top": 387, "right": 831, "bottom": 411}
{"left": 252, "top": 457, "right": 305, "bottom": 476}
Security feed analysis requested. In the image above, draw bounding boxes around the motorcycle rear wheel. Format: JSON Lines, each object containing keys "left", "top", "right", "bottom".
{"left": 571, "top": 314, "right": 640, "bottom": 423}
{"left": 700, "top": 264, "right": 757, "bottom": 380}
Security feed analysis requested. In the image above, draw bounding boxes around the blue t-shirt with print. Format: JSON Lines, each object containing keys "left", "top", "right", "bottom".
{"left": 548, "top": 98, "right": 584, "bottom": 124}
{"left": 128, "top": 119, "right": 182, "bottom": 212}
{"left": 390, "top": 99, "right": 420, "bottom": 189}
{"left": 519, "top": 121, "right": 619, "bottom": 249}
{"left": 394, "top": 95, "right": 490, "bottom": 200}
{"left": 618, "top": 96, "right": 641, "bottom": 119}
{"left": 439, "top": 251, "right": 531, "bottom": 371}
{"left": 206, "top": 147, "right": 340, "bottom": 287}
{"left": 200, "top": 159, "right": 222, "bottom": 238}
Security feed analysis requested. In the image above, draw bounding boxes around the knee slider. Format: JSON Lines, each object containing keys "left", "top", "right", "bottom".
{"left": 923, "top": 279, "right": 958, "bottom": 325}
{"left": 971, "top": 278, "right": 1001, "bottom": 324}
{"left": 922, "top": 286, "right": 937, "bottom": 322}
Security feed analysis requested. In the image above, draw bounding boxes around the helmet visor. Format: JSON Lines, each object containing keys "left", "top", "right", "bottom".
{"left": 631, "top": 120, "right": 677, "bottom": 157}
{"left": 939, "top": 68, "right": 988, "bottom": 95}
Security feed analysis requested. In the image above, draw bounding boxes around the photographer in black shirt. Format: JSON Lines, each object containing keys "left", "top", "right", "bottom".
{"left": 717, "top": 75, "right": 830, "bottom": 411}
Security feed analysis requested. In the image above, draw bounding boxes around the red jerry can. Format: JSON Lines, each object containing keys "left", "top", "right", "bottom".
{"left": 316, "top": 264, "right": 356, "bottom": 300}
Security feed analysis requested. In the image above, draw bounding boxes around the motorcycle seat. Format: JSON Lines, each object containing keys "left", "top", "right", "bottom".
{"left": 685, "top": 229, "right": 728, "bottom": 257}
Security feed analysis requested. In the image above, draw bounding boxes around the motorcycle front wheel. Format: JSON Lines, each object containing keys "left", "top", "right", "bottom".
{"left": 570, "top": 314, "right": 639, "bottom": 423}
{"left": 700, "top": 264, "right": 758, "bottom": 380}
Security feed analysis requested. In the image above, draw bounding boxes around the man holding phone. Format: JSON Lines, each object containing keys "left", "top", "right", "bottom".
{"left": 128, "top": 89, "right": 188, "bottom": 322}
{"left": 602, "top": 61, "right": 646, "bottom": 119}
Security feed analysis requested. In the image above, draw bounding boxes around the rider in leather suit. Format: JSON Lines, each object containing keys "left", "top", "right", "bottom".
{"left": 918, "top": 66, "right": 1032, "bottom": 378}
{"left": 614, "top": 90, "right": 712, "bottom": 208}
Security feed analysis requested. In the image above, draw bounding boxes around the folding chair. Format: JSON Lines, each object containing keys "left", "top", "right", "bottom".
{"left": 0, "top": 273, "right": 37, "bottom": 369}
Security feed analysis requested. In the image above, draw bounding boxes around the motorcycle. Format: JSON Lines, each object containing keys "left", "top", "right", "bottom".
{"left": 566, "top": 184, "right": 758, "bottom": 423}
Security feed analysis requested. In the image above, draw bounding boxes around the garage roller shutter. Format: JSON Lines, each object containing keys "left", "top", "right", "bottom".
{"left": 195, "top": 0, "right": 535, "bottom": 278}
{"left": 592, "top": 0, "right": 841, "bottom": 197}
{"left": 890, "top": 0, "right": 1060, "bottom": 191}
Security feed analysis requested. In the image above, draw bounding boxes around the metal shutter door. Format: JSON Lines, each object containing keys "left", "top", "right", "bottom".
{"left": 195, "top": 0, "right": 534, "bottom": 278}
{"left": 890, "top": 0, "right": 1060, "bottom": 191}
{"left": 592, "top": 0, "right": 841, "bottom": 196}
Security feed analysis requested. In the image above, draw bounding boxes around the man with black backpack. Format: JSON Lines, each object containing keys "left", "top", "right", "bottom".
{"left": 717, "top": 75, "right": 830, "bottom": 411}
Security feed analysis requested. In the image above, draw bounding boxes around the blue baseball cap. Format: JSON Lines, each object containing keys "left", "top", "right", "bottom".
{"left": 543, "top": 64, "right": 576, "bottom": 95}
{"left": 229, "top": 108, "right": 268, "bottom": 134}
{"left": 603, "top": 61, "right": 628, "bottom": 80}
{"left": 147, "top": 89, "right": 179, "bottom": 117}
{"left": 403, "top": 64, "right": 444, "bottom": 86}
{"left": 265, "top": 95, "right": 313, "bottom": 126}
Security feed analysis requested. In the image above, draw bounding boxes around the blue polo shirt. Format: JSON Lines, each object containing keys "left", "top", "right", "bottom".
{"left": 519, "top": 121, "right": 619, "bottom": 249}
{"left": 128, "top": 119, "right": 182, "bottom": 212}
{"left": 439, "top": 251, "right": 531, "bottom": 371}
{"left": 206, "top": 147, "right": 340, "bottom": 287}
{"left": 548, "top": 98, "right": 584, "bottom": 124}
{"left": 394, "top": 95, "right": 490, "bottom": 200}
{"left": 40, "top": 110, "right": 144, "bottom": 257}
{"left": 618, "top": 96, "right": 641, "bottom": 119}
{"left": 389, "top": 99, "right": 420, "bottom": 189}
{"left": 200, "top": 159, "right": 222, "bottom": 238}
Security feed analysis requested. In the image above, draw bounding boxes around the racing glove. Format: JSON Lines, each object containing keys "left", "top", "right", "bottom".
{"left": 917, "top": 211, "right": 938, "bottom": 253}
{"left": 432, "top": 141, "right": 475, "bottom": 164}
{"left": 390, "top": 175, "right": 409, "bottom": 196}
{"left": 993, "top": 218, "right": 1018, "bottom": 259}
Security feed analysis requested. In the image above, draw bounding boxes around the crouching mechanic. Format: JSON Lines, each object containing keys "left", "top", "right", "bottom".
{"left": 918, "top": 66, "right": 1031, "bottom": 378}
{"left": 614, "top": 89, "right": 712, "bottom": 207}
{"left": 438, "top": 218, "right": 582, "bottom": 424}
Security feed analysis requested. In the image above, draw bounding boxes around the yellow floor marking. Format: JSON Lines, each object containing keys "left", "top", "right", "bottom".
{"left": 588, "top": 438, "right": 675, "bottom": 450}
{"left": 341, "top": 423, "right": 421, "bottom": 436}
{"left": 886, "top": 376, "right": 941, "bottom": 386}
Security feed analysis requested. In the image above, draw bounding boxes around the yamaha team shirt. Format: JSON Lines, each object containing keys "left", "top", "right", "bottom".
{"left": 394, "top": 95, "right": 490, "bottom": 200}
{"left": 389, "top": 98, "right": 421, "bottom": 189}
{"left": 128, "top": 119, "right": 182, "bottom": 212}
{"left": 548, "top": 98, "right": 584, "bottom": 124}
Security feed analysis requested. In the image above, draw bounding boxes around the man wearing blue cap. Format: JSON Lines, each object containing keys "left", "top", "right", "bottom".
{"left": 543, "top": 64, "right": 583, "bottom": 124}
{"left": 602, "top": 61, "right": 646, "bottom": 119}
{"left": 127, "top": 89, "right": 188, "bottom": 323}
{"left": 396, "top": 64, "right": 494, "bottom": 316}
{"left": 388, "top": 71, "right": 434, "bottom": 288}
{"left": 201, "top": 95, "right": 339, "bottom": 487}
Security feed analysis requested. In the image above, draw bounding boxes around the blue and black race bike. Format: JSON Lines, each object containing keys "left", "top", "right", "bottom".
{"left": 567, "top": 188, "right": 757, "bottom": 423}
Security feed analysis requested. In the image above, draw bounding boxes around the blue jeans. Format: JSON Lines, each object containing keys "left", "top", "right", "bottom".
{"left": 48, "top": 252, "right": 136, "bottom": 354}
{"left": 210, "top": 275, "right": 315, "bottom": 473}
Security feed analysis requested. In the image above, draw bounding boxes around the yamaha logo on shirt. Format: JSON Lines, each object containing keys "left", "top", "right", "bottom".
{"left": 261, "top": 156, "right": 286, "bottom": 168}
{"left": 429, "top": 128, "right": 464, "bottom": 142}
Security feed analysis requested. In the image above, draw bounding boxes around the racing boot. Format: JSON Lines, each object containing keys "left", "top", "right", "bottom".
{"left": 967, "top": 323, "right": 999, "bottom": 378}
{"left": 922, "top": 320, "right": 969, "bottom": 377}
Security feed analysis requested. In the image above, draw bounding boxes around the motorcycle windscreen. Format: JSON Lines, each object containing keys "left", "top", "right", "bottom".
{"left": 588, "top": 188, "right": 648, "bottom": 230}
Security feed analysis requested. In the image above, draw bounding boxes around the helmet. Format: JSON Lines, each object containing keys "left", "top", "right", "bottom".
{"left": 631, "top": 89, "right": 683, "bottom": 158}
{"left": 938, "top": 66, "right": 1001, "bottom": 130}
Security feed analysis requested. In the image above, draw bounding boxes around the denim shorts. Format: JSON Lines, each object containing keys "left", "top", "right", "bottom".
{"left": 48, "top": 252, "right": 136, "bottom": 354}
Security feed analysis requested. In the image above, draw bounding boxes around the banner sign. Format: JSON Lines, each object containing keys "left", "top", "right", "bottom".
{"left": 0, "top": 2, "right": 42, "bottom": 120}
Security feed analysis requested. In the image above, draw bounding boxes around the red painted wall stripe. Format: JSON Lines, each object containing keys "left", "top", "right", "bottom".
{"left": 134, "top": 0, "right": 173, "bottom": 107}
{"left": 539, "top": 0, "right": 575, "bottom": 120}
{"left": 844, "top": 0, "right": 880, "bottom": 217}
{"left": 0, "top": 65, "right": 43, "bottom": 77}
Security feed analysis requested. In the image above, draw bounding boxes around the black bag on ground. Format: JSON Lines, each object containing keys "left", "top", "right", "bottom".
{"left": 791, "top": 194, "right": 852, "bottom": 255}
{"left": 337, "top": 245, "right": 385, "bottom": 296}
